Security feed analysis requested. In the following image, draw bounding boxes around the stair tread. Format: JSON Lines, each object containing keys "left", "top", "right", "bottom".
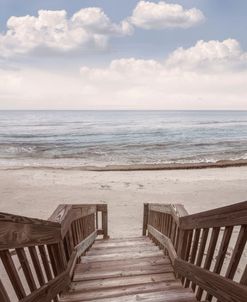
{"left": 60, "top": 237, "right": 197, "bottom": 302}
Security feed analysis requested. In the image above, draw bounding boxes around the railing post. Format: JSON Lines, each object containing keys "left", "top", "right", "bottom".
{"left": 101, "top": 204, "right": 109, "bottom": 239}
{"left": 142, "top": 203, "right": 149, "bottom": 236}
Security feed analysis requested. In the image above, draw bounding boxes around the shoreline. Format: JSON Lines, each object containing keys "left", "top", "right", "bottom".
{"left": 1, "top": 159, "right": 247, "bottom": 171}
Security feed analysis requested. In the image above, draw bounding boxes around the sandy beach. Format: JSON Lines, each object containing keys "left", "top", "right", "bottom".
{"left": 0, "top": 166, "right": 246, "bottom": 238}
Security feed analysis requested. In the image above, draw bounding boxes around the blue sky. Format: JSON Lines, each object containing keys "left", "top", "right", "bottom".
{"left": 0, "top": 0, "right": 247, "bottom": 109}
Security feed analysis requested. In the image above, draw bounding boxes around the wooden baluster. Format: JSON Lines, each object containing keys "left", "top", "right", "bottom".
{"left": 240, "top": 265, "right": 247, "bottom": 285}
{"left": 102, "top": 208, "right": 108, "bottom": 239}
{"left": 71, "top": 223, "right": 77, "bottom": 246}
{"left": 96, "top": 210, "right": 99, "bottom": 231}
{"left": 68, "top": 227, "right": 74, "bottom": 250}
{"left": 225, "top": 225, "right": 247, "bottom": 280}
{"left": 0, "top": 250, "right": 26, "bottom": 300}
{"left": 28, "top": 246, "right": 46, "bottom": 286}
{"left": 16, "top": 247, "right": 37, "bottom": 292}
{"left": 58, "top": 241, "right": 67, "bottom": 270}
{"left": 171, "top": 220, "right": 176, "bottom": 245}
{"left": 38, "top": 245, "right": 53, "bottom": 281}
{"left": 63, "top": 236, "right": 70, "bottom": 261}
{"left": 47, "top": 242, "right": 67, "bottom": 277}
{"left": 168, "top": 216, "right": 173, "bottom": 238}
{"left": 76, "top": 220, "right": 80, "bottom": 242}
{"left": 184, "top": 228, "right": 201, "bottom": 288}
{"left": 0, "top": 278, "right": 11, "bottom": 302}
{"left": 182, "top": 229, "right": 193, "bottom": 285}
{"left": 176, "top": 229, "right": 188, "bottom": 280}
{"left": 175, "top": 228, "right": 181, "bottom": 252}
{"left": 79, "top": 219, "right": 84, "bottom": 241}
{"left": 47, "top": 245, "right": 59, "bottom": 276}
{"left": 165, "top": 214, "right": 170, "bottom": 236}
{"left": 161, "top": 214, "right": 166, "bottom": 253}
{"left": 196, "top": 227, "right": 220, "bottom": 300}
{"left": 81, "top": 217, "right": 85, "bottom": 240}
{"left": 206, "top": 226, "right": 233, "bottom": 301}
{"left": 142, "top": 203, "right": 148, "bottom": 236}
{"left": 191, "top": 228, "right": 209, "bottom": 292}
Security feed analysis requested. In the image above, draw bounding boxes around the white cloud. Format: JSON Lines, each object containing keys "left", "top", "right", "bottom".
{"left": 166, "top": 39, "right": 247, "bottom": 71}
{"left": 0, "top": 8, "right": 133, "bottom": 57}
{"left": 1, "top": 39, "right": 247, "bottom": 109}
{"left": 129, "top": 1, "right": 205, "bottom": 29}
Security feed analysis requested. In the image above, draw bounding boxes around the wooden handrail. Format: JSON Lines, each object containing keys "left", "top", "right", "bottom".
{"left": 0, "top": 212, "right": 61, "bottom": 250}
{"left": 180, "top": 200, "right": 247, "bottom": 229}
{"left": 0, "top": 203, "right": 109, "bottom": 302}
{"left": 148, "top": 225, "right": 247, "bottom": 302}
{"left": 145, "top": 201, "right": 247, "bottom": 302}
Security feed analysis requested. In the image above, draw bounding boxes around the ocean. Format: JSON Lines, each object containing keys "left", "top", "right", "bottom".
{"left": 0, "top": 110, "right": 246, "bottom": 169}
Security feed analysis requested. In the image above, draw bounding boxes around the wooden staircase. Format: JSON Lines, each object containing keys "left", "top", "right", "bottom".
{"left": 60, "top": 236, "right": 196, "bottom": 302}
{"left": 0, "top": 202, "right": 247, "bottom": 302}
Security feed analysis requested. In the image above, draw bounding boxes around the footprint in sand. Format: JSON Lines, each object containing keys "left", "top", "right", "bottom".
{"left": 138, "top": 184, "right": 144, "bottom": 189}
{"left": 100, "top": 185, "right": 111, "bottom": 190}
{"left": 124, "top": 182, "right": 130, "bottom": 187}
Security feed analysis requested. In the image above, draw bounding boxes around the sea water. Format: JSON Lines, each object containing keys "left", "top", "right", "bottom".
{"left": 0, "top": 110, "right": 246, "bottom": 168}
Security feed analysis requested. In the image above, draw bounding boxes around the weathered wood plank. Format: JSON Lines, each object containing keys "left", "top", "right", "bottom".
{"left": 38, "top": 245, "right": 53, "bottom": 281}
{"left": 180, "top": 200, "right": 247, "bottom": 230}
{"left": 191, "top": 228, "right": 209, "bottom": 291}
{"left": 60, "top": 281, "right": 182, "bottom": 302}
{"left": 206, "top": 226, "right": 233, "bottom": 301}
{"left": 240, "top": 265, "right": 247, "bottom": 285}
{"left": 0, "top": 278, "right": 10, "bottom": 302}
{"left": 0, "top": 250, "right": 26, "bottom": 299}
{"left": 81, "top": 250, "right": 164, "bottom": 263}
{"left": 75, "top": 230, "right": 97, "bottom": 257}
{"left": 225, "top": 225, "right": 247, "bottom": 280}
{"left": 175, "top": 258, "right": 247, "bottom": 302}
{"left": 87, "top": 245, "right": 158, "bottom": 256}
{"left": 16, "top": 247, "right": 37, "bottom": 292}
{"left": 19, "top": 271, "right": 70, "bottom": 302}
{"left": 0, "top": 212, "right": 61, "bottom": 250}
{"left": 77, "top": 256, "right": 170, "bottom": 274}
{"left": 49, "top": 205, "right": 97, "bottom": 238}
{"left": 142, "top": 203, "right": 149, "bottom": 236}
{"left": 148, "top": 225, "right": 177, "bottom": 265}
{"left": 74, "top": 263, "right": 174, "bottom": 281}
{"left": 94, "top": 237, "right": 150, "bottom": 246}
{"left": 91, "top": 240, "right": 153, "bottom": 250}
{"left": 71, "top": 273, "right": 176, "bottom": 292}
{"left": 79, "top": 289, "right": 197, "bottom": 302}
{"left": 28, "top": 246, "right": 46, "bottom": 286}
{"left": 184, "top": 229, "right": 200, "bottom": 288}
{"left": 149, "top": 204, "right": 172, "bottom": 215}
{"left": 196, "top": 227, "right": 220, "bottom": 300}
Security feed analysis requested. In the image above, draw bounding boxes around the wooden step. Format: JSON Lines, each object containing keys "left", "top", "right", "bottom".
{"left": 93, "top": 238, "right": 153, "bottom": 249}
{"left": 61, "top": 281, "right": 182, "bottom": 301}
{"left": 61, "top": 236, "right": 197, "bottom": 302}
{"left": 74, "top": 263, "right": 173, "bottom": 281}
{"left": 87, "top": 245, "right": 159, "bottom": 256}
{"left": 71, "top": 273, "right": 176, "bottom": 292}
{"left": 81, "top": 250, "right": 164, "bottom": 263}
{"left": 94, "top": 236, "right": 150, "bottom": 244}
{"left": 76, "top": 255, "right": 170, "bottom": 272}
{"left": 82, "top": 288, "right": 197, "bottom": 302}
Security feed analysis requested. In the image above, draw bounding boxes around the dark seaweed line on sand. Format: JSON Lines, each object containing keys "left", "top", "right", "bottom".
{"left": 1, "top": 159, "right": 247, "bottom": 171}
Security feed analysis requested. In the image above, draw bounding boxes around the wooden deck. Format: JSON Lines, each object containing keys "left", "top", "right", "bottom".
{"left": 60, "top": 237, "right": 197, "bottom": 302}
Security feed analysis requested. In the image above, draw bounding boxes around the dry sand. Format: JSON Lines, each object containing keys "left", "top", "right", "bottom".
{"left": 0, "top": 166, "right": 246, "bottom": 237}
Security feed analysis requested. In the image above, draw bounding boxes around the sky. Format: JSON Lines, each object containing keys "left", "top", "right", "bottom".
{"left": 0, "top": 0, "right": 247, "bottom": 110}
